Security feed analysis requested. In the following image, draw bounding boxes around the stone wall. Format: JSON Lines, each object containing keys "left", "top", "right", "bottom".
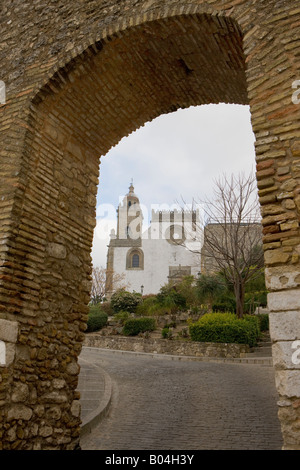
{"left": 84, "top": 334, "right": 250, "bottom": 358}
{"left": 0, "top": 0, "right": 299, "bottom": 450}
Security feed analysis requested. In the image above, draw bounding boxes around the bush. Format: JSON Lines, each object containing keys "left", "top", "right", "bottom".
{"left": 136, "top": 295, "right": 175, "bottom": 316}
{"left": 244, "top": 291, "right": 268, "bottom": 314}
{"left": 113, "top": 310, "right": 131, "bottom": 325}
{"left": 86, "top": 304, "right": 108, "bottom": 332}
{"left": 257, "top": 313, "right": 269, "bottom": 331}
{"left": 175, "top": 275, "right": 200, "bottom": 309}
{"left": 161, "top": 327, "right": 173, "bottom": 339}
{"left": 156, "top": 285, "right": 187, "bottom": 311}
{"left": 122, "top": 317, "right": 156, "bottom": 336}
{"left": 212, "top": 295, "right": 236, "bottom": 313}
{"left": 135, "top": 296, "right": 158, "bottom": 316}
{"left": 110, "top": 289, "right": 142, "bottom": 313}
{"left": 99, "top": 301, "right": 113, "bottom": 316}
{"left": 212, "top": 291, "right": 268, "bottom": 316}
{"left": 189, "top": 312, "right": 260, "bottom": 347}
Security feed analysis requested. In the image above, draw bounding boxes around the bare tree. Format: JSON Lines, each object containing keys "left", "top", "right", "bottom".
{"left": 178, "top": 172, "right": 264, "bottom": 318}
{"left": 200, "top": 172, "right": 264, "bottom": 318}
{"left": 90, "top": 266, "right": 126, "bottom": 303}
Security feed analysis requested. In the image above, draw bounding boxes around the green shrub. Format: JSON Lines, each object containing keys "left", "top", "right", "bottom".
{"left": 257, "top": 313, "right": 269, "bottom": 331}
{"left": 178, "top": 327, "right": 189, "bottom": 338}
{"left": 212, "top": 296, "right": 236, "bottom": 313}
{"left": 86, "top": 304, "right": 108, "bottom": 332}
{"left": 113, "top": 310, "right": 131, "bottom": 325}
{"left": 122, "top": 317, "right": 156, "bottom": 336}
{"left": 136, "top": 296, "right": 174, "bottom": 316}
{"left": 161, "top": 327, "right": 170, "bottom": 339}
{"left": 110, "top": 289, "right": 142, "bottom": 313}
{"left": 99, "top": 301, "right": 113, "bottom": 316}
{"left": 189, "top": 312, "right": 260, "bottom": 347}
{"left": 135, "top": 296, "right": 158, "bottom": 316}
{"left": 161, "top": 326, "right": 174, "bottom": 339}
{"left": 147, "top": 303, "right": 173, "bottom": 316}
{"left": 244, "top": 291, "right": 268, "bottom": 314}
{"left": 89, "top": 304, "right": 102, "bottom": 315}
{"left": 156, "top": 285, "right": 187, "bottom": 310}
{"left": 243, "top": 314, "right": 261, "bottom": 339}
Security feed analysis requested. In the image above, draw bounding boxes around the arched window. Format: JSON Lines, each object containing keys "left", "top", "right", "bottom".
{"left": 132, "top": 253, "right": 139, "bottom": 268}
{"left": 126, "top": 248, "right": 144, "bottom": 270}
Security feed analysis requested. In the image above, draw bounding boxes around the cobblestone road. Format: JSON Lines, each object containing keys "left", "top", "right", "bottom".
{"left": 80, "top": 348, "right": 283, "bottom": 450}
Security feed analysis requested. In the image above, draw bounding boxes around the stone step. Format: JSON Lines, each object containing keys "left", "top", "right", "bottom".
{"left": 257, "top": 341, "right": 272, "bottom": 347}
{"left": 247, "top": 350, "right": 272, "bottom": 357}
{"left": 241, "top": 344, "right": 272, "bottom": 358}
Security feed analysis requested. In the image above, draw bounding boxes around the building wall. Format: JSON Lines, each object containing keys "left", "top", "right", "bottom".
{"left": 112, "top": 233, "right": 201, "bottom": 295}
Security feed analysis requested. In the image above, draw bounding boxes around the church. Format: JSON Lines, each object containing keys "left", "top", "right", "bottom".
{"left": 105, "top": 183, "right": 202, "bottom": 297}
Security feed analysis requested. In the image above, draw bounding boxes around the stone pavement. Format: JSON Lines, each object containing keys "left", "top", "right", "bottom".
{"left": 77, "top": 347, "right": 283, "bottom": 450}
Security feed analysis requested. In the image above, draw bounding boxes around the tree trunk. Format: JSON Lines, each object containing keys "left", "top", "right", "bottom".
{"left": 234, "top": 281, "right": 245, "bottom": 318}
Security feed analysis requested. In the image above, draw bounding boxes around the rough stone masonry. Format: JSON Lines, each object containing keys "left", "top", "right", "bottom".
{"left": 0, "top": 0, "right": 299, "bottom": 450}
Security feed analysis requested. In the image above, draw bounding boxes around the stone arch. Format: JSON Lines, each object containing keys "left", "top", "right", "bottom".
{"left": 26, "top": 1, "right": 245, "bottom": 102}
{"left": 0, "top": 1, "right": 299, "bottom": 450}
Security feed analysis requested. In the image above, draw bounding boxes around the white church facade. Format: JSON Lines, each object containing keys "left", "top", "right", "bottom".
{"left": 105, "top": 183, "right": 203, "bottom": 297}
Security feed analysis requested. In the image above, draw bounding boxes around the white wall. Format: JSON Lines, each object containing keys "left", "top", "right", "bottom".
{"left": 112, "top": 238, "right": 201, "bottom": 295}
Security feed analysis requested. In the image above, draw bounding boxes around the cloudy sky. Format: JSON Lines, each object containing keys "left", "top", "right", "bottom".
{"left": 91, "top": 103, "right": 256, "bottom": 267}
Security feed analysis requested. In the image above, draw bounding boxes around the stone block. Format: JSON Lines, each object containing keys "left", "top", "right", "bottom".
{"left": 265, "top": 267, "right": 300, "bottom": 290}
{"left": 272, "top": 341, "right": 300, "bottom": 370}
{"left": 71, "top": 399, "right": 81, "bottom": 417}
{"left": 11, "top": 383, "right": 30, "bottom": 403}
{"left": 7, "top": 405, "right": 33, "bottom": 421}
{"left": 270, "top": 311, "right": 300, "bottom": 341}
{"left": 264, "top": 249, "right": 290, "bottom": 265}
{"left": 0, "top": 319, "right": 18, "bottom": 367}
{"left": 280, "top": 221, "right": 299, "bottom": 231}
{"left": 0, "top": 319, "right": 18, "bottom": 343}
{"left": 268, "top": 290, "right": 300, "bottom": 311}
{"left": 5, "top": 343, "right": 16, "bottom": 367}
{"left": 47, "top": 242, "right": 67, "bottom": 259}
{"left": 275, "top": 370, "right": 300, "bottom": 398}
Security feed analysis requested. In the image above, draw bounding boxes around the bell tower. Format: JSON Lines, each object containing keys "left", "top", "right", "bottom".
{"left": 105, "top": 182, "right": 144, "bottom": 298}
{"left": 117, "top": 181, "right": 143, "bottom": 240}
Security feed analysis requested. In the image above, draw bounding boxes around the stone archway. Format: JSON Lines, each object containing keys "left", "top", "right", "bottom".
{"left": 0, "top": 1, "right": 299, "bottom": 450}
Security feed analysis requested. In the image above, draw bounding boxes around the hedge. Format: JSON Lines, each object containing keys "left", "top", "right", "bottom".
{"left": 122, "top": 317, "right": 156, "bottom": 336}
{"left": 189, "top": 312, "right": 260, "bottom": 347}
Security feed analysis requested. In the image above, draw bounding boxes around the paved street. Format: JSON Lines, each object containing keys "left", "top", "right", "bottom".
{"left": 79, "top": 348, "right": 283, "bottom": 450}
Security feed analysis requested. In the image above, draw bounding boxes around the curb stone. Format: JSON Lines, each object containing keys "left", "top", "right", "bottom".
{"left": 82, "top": 345, "right": 273, "bottom": 366}
{"left": 78, "top": 357, "right": 113, "bottom": 438}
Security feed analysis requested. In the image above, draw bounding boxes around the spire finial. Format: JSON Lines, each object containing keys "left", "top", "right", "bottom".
{"left": 129, "top": 178, "right": 134, "bottom": 192}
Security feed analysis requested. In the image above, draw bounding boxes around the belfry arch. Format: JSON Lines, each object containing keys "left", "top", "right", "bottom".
{"left": 0, "top": 1, "right": 299, "bottom": 450}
